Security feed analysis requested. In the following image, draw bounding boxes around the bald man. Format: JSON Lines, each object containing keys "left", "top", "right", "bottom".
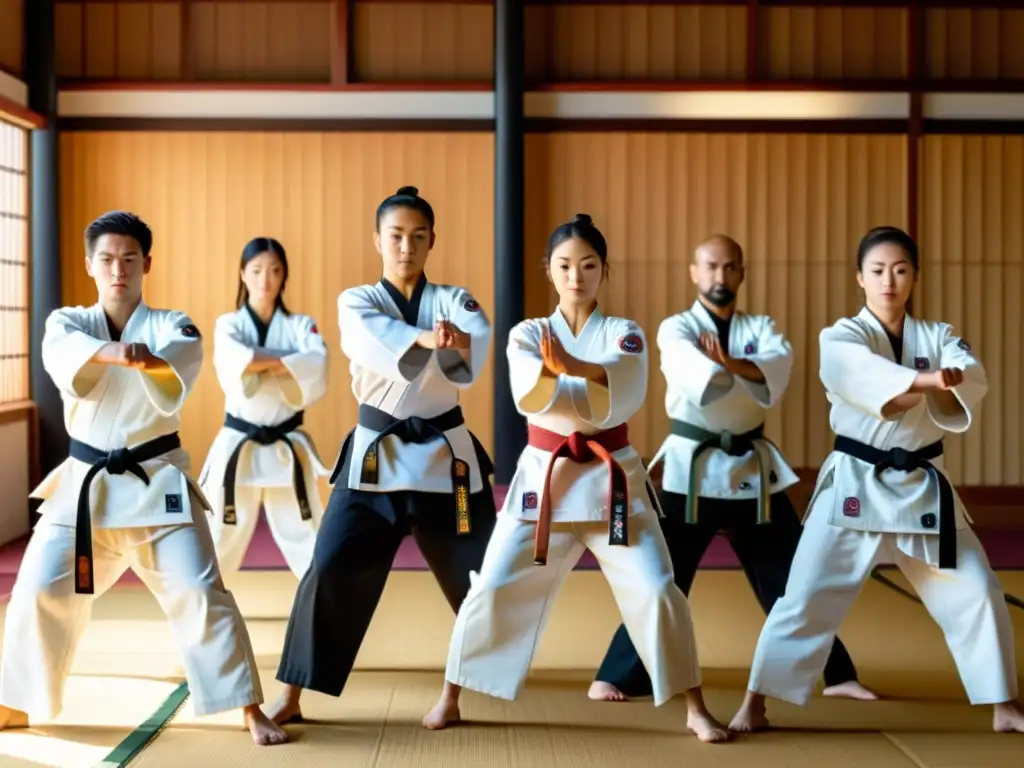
{"left": 588, "top": 235, "right": 878, "bottom": 707}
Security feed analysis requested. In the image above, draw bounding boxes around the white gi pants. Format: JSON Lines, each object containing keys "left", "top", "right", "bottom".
{"left": 748, "top": 497, "right": 1019, "bottom": 706}
{"left": 445, "top": 509, "right": 702, "bottom": 706}
{"left": 206, "top": 485, "right": 319, "bottom": 578}
{"left": 0, "top": 504, "right": 263, "bottom": 720}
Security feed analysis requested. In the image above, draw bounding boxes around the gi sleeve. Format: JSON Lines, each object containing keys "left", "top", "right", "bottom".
{"left": 926, "top": 326, "right": 988, "bottom": 433}
{"left": 338, "top": 288, "right": 431, "bottom": 382}
{"left": 819, "top": 319, "right": 918, "bottom": 419}
{"left": 508, "top": 320, "right": 561, "bottom": 416}
{"left": 212, "top": 312, "right": 260, "bottom": 401}
{"left": 734, "top": 317, "right": 794, "bottom": 408}
{"left": 276, "top": 314, "right": 330, "bottom": 409}
{"left": 573, "top": 321, "right": 648, "bottom": 429}
{"left": 141, "top": 312, "right": 204, "bottom": 416}
{"left": 41, "top": 307, "right": 110, "bottom": 399}
{"left": 435, "top": 288, "right": 492, "bottom": 388}
{"left": 656, "top": 314, "right": 733, "bottom": 406}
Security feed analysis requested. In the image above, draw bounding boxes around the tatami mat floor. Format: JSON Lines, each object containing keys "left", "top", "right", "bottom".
{"left": 1, "top": 570, "right": 1022, "bottom": 767}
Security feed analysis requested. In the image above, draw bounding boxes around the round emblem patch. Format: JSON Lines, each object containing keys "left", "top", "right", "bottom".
{"left": 464, "top": 297, "right": 481, "bottom": 312}
{"left": 618, "top": 333, "right": 643, "bottom": 354}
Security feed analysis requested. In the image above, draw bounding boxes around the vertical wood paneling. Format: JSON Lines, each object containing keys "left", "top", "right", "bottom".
{"left": 760, "top": 7, "right": 907, "bottom": 80}
{"left": 527, "top": 4, "right": 747, "bottom": 83}
{"left": 353, "top": 2, "right": 492, "bottom": 82}
{"left": 0, "top": 0, "right": 23, "bottom": 76}
{"left": 919, "top": 136, "right": 1023, "bottom": 485}
{"left": 925, "top": 9, "right": 1024, "bottom": 79}
{"left": 59, "top": 132, "right": 495, "bottom": 472}
{"left": 526, "top": 133, "right": 906, "bottom": 467}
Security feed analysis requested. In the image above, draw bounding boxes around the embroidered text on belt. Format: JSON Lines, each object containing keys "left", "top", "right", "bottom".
{"left": 833, "top": 436, "right": 956, "bottom": 569}
{"left": 526, "top": 423, "right": 631, "bottom": 566}
{"left": 337, "top": 404, "right": 473, "bottom": 535}
{"left": 69, "top": 432, "right": 182, "bottom": 595}
{"left": 221, "top": 411, "right": 311, "bottom": 525}
{"left": 671, "top": 420, "right": 772, "bottom": 525}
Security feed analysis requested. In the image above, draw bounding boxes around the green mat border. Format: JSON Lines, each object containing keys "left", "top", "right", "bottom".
{"left": 92, "top": 682, "right": 190, "bottom": 768}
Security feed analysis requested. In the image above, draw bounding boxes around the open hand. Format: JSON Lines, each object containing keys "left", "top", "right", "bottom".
{"left": 436, "top": 320, "right": 471, "bottom": 350}
{"left": 931, "top": 368, "right": 964, "bottom": 390}
{"left": 698, "top": 332, "right": 730, "bottom": 366}
{"left": 540, "top": 323, "right": 579, "bottom": 376}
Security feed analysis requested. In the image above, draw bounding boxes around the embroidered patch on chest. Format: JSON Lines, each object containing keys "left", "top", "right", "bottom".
{"left": 463, "top": 297, "right": 481, "bottom": 313}
{"left": 842, "top": 496, "right": 861, "bottom": 517}
{"left": 914, "top": 357, "right": 930, "bottom": 370}
{"left": 743, "top": 342, "right": 757, "bottom": 355}
{"left": 522, "top": 491, "right": 538, "bottom": 510}
{"left": 618, "top": 333, "right": 643, "bottom": 354}
{"left": 180, "top": 324, "right": 200, "bottom": 339}
{"left": 165, "top": 493, "right": 182, "bottom": 513}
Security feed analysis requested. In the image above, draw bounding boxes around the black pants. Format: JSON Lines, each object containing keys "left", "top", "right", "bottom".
{"left": 276, "top": 472, "right": 496, "bottom": 697}
{"left": 594, "top": 490, "right": 859, "bottom": 695}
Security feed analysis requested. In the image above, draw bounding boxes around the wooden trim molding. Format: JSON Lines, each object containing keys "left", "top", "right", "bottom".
{"left": 0, "top": 72, "right": 44, "bottom": 129}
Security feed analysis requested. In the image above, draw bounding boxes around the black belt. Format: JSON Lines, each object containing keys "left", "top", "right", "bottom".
{"left": 329, "top": 404, "right": 472, "bottom": 535}
{"left": 222, "top": 411, "right": 311, "bottom": 525}
{"left": 833, "top": 435, "right": 956, "bottom": 569}
{"left": 70, "top": 432, "right": 182, "bottom": 595}
{"left": 671, "top": 420, "right": 772, "bottom": 525}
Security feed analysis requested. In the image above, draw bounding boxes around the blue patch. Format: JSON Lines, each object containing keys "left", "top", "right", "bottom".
{"left": 523, "top": 492, "right": 538, "bottom": 511}
{"left": 914, "top": 357, "right": 929, "bottom": 370}
{"left": 165, "top": 494, "right": 182, "bottom": 513}
{"left": 463, "top": 297, "right": 481, "bottom": 313}
{"left": 957, "top": 338, "right": 971, "bottom": 352}
{"left": 180, "top": 324, "right": 200, "bottom": 339}
{"left": 743, "top": 342, "right": 757, "bottom": 355}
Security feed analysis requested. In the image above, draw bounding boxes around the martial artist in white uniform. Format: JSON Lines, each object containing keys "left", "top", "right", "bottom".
{"left": 0, "top": 211, "right": 288, "bottom": 744}
{"left": 731, "top": 226, "right": 1024, "bottom": 734}
{"left": 423, "top": 214, "right": 731, "bottom": 744}
{"left": 591, "top": 235, "right": 875, "bottom": 704}
{"left": 267, "top": 187, "right": 497, "bottom": 725}
{"left": 200, "top": 237, "right": 330, "bottom": 578}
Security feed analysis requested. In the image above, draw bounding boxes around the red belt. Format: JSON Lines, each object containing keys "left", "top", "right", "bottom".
{"left": 527, "top": 423, "right": 631, "bottom": 566}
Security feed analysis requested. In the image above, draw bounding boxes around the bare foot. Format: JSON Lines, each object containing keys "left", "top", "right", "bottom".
{"left": 588, "top": 682, "right": 629, "bottom": 702}
{"left": 822, "top": 681, "right": 880, "bottom": 701}
{"left": 0, "top": 705, "right": 28, "bottom": 730}
{"left": 266, "top": 685, "right": 303, "bottom": 725}
{"left": 728, "top": 691, "right": 769, "bottom": 733}
{"left": 683, "top": 687, "right": 731, "bottom": 743}
{"left": 423, "top": 682, "right": 461, "bottom": 731}
{"left": 993, "top": 700, "right": 1024, "bottom": 733}
{"left": 243, "top": 705, "right": 290, "bottom": 746}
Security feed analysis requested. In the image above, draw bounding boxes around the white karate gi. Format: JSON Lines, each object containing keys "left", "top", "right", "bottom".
{"left": 200, "top": 307, "right": 330, "bottom": 578}
{"left": 747, "top": 307, "right": 1018, "bottom": 706}
{"left": 0, "top": 302, "right": 263, "bottom": 720}
{"left": 335, "top": 278, "right": 491, "bottom": 495}
{"left": 444, "top": 307, "right": 703, "bottom": 707}
{"left": 649, "top": 300, "right": 799, "bottom": 505}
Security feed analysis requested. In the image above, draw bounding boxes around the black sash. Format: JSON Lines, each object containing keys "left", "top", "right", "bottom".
{"left": 833, "top": 435, "right": 956, "bottom": 569}
{"left": 222, "top": 411, "right": 311, "bottom": 525}
{"left": 329, "top": 404, "right": 472, "bottom": 535}
{"left": 69, "top": 432, "right": 182, "bottom": 595}
{"left": 671, "top": 420, "right": 772, "bottom": 525}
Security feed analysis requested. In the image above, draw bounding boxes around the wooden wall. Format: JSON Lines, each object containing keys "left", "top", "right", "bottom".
{"left": 0, "top": 0, "right": 23, "bottom": 77}
{"left": 57, "top": 129, "right": 1024, "bottom": 486}
{"left": 58, "top": 131, "right": 495, "bottom": 472}
{"left": 49, "top": 3, "right": 1024, "bottom": 84}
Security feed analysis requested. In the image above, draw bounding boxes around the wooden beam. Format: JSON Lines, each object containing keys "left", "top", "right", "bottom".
{"left": 331, "top": 0, "right": 350, "bottom": 85}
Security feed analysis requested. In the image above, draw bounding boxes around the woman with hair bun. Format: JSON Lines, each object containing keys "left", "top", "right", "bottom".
{"left": 422, "top": 213, "right": 731, "bottom": 744}
{"left": 267, "top": 186, "right": 497, "bottom": 727}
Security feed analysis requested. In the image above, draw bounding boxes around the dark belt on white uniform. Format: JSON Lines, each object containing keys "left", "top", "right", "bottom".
{"left": 671, "top": 420, "right": 772, "bottom": 526}
{"left": 329, "top": 404, "right": 472, "bottom": 535}
{"left": 221, "top": 411, "right": 311, "bottom": 525}
{"left": 69, "top": 432, "right": 182, "bottom": 595}
{"left": 833, "top": 435, "right": 956, "bottom": 569}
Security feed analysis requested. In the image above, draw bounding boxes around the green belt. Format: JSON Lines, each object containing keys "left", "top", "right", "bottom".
{"left": 670, "top": 419, "right": 773, "bottom": 525}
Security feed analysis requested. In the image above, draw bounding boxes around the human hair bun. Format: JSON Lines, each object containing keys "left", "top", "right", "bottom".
{"left": 396, "top": 185, "right": 419, "bottom": 197}
{"left": 572, "top": 213, "right": 592, "bottom": 227}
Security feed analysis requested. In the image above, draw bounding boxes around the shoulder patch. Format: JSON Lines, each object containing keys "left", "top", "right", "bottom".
{"left": 618, "top": 333, "right": 644, "bottom": 354}
{"left": 463, "top": 296, "right": 481, "bottom": 313}
{"left": 309, "top": 323, "right": 319, "bottom": 334}
{"left": 957, "top": 338, "right": 970, "bottom": 352}
{"left": 180, "top": 323, "right": 201, "bottom": 339}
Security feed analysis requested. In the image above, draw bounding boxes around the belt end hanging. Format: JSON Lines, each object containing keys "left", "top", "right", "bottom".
{"left": 452, "top": 459, "right": 472, "bottom": 535}
{"left": 609, "top": 488, "right": 628, "bottom": 547}
{"left": 360, "top": 446, "right": 380, "bottom": 485}
{"left": 75, "top": 555, "right": 94, "bottom": 595}
{"left": 223, "top": 505, "right": 237, "bottom": 525}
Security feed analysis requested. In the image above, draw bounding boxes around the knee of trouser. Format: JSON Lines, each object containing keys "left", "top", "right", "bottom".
{"left": 631, "top": 569, "right": 679, "bottom": 608}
